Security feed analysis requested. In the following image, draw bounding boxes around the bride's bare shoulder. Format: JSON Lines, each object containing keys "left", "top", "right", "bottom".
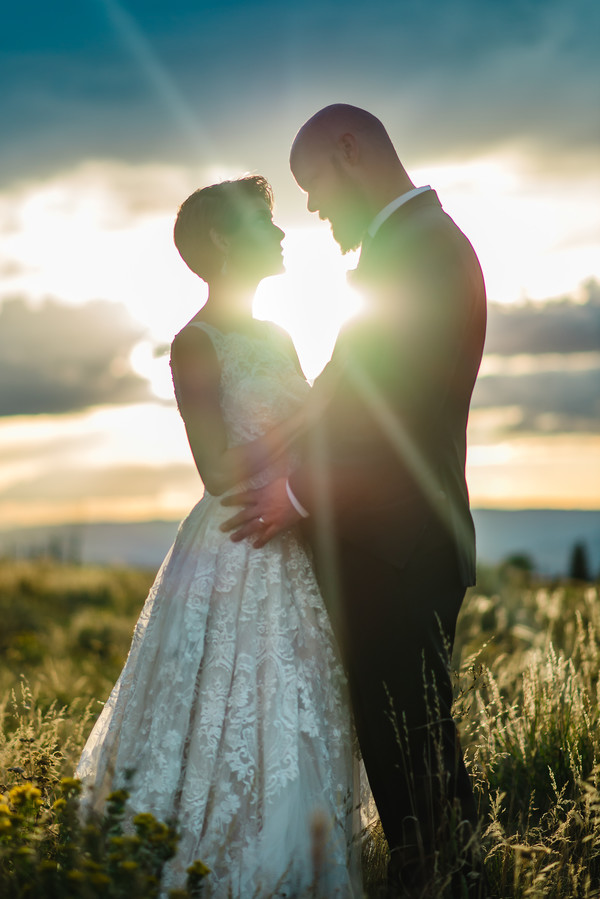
{"left": 170, "top": 320, "right": 221, "bottom": 378}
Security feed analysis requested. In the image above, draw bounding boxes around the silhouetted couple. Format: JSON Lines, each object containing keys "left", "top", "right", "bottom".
{"left": 77, "top": 105, "right": 487, "bottom": 899}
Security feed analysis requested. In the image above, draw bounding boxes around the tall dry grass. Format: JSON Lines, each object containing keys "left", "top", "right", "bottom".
{"left": 0, "top": 556, "right": 599, "bottom": 896}
{"left": 455, "top": 568, "right": 600, "bottom": 898}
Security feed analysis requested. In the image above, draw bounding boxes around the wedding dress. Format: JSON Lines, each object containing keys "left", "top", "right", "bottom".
{"left": 75, "top": 321, "right": 362, "bottom": 898}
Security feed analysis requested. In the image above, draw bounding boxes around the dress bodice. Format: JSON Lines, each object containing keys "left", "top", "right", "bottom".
{"left": 172, "top": 321, "right": 310, "bottom": 490}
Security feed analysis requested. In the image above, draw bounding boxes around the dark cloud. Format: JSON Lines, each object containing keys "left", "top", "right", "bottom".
{"left": 293, "top": 0, "right": 600, "bottom": 167}
{"left": 0, "top": 0, "right": 597, "bottom": 186}
{"left": 398, "top": 1, "right": 599, "bottom": 165}
{"left": 0, "top": 297, "right": 152, "bottom": 416}
{"left": 484, "top": 280, "right": 600, "bottom": 355}
{"left": 472, "top": 281, "right": 600, "bottom": 433}
{"left": 472, "top": 366, "right": 600, "bottom": 434}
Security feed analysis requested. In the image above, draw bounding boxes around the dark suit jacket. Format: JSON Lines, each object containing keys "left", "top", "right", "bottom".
{"left": 288, "top": 189, "right": 487, "bottom": 587}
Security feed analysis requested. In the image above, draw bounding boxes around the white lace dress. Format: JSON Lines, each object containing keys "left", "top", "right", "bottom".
{"left": 75, "top": 322, "right": 362, "bottom": 898}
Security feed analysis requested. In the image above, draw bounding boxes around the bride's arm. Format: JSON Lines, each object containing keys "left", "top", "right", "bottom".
{"left": 170, "top": 327, "right": 311, "bottom": 496}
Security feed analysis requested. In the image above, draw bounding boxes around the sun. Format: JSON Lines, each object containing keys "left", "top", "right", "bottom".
{"left": 127, "top": 222, "right": 364, "bottom": 398}
{"left": 253, "top": 226, "right": 363, "bottom": 379}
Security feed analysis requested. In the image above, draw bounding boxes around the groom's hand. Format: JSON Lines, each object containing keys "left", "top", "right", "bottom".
{"left": 220, "top": 478, "right": 302, "bottom": 547}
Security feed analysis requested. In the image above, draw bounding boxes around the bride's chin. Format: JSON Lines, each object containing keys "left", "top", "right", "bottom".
{"left": 254, "top": 253, "right": 285, "bottom": 281}
{"left": 268, "top": 261, "right": 285, "bottom": 277}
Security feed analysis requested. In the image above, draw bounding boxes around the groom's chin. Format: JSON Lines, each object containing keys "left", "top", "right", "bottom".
{"left": 330, "top": 221, "right": 365, "bottom": 255}
{"left": 339, "top": 240, "right": 362, "bottom": 255}
{"left": 333, "top": 231, "right": 363, "bottom": 255}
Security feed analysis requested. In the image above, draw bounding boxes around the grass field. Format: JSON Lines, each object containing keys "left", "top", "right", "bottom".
{"left": 0, "top": 555, "right": 599, "bottom": 897}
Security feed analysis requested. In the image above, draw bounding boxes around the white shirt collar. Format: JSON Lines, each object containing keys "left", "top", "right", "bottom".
{"left": 366, "top": 185, "right": 432, "bottom": 239}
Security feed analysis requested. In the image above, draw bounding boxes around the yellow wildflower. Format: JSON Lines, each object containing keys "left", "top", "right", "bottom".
{"left": 67, "top": 870, "right": 85, "bottom": 882}
{"left": 9, "top": 783, "right": 42, "bottom": 807}
{"left": 59, "top": 777, "right": 82, "bottom": 795}
{"left": 133, "top": 811, "right": 157, "bottom": 829}
{"left": 38, "top": 860, "right": 58, "bottom": 872}
{"left": 187, "top": 859, "right": 211, "bottom": 878}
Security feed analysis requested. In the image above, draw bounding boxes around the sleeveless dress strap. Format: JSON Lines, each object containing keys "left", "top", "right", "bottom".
{"left": 170, "top": 321, "right": 226, "bottom": 414}
{"left": 186, "top": 321, "right": 222, "bottom": 337}
{"left": 183, "top": 321, "right": 226, "bottom": 359}
{"left": 185, "top": 322, "right": 225, "bottom": 346}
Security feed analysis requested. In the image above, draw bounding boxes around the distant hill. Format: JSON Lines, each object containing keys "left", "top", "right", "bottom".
{"left": 0, "top": 520, "right": 181, "bottom": 570}
{"left": 472, "top": 509, "right": 600, "bottom": 577}
{"left": 1, "top": 509, "right": 599, "bottom": 578}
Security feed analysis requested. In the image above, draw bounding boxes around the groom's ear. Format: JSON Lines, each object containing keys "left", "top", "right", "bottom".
{"left": 337, "top": 132, "right": 359, "bottom": 165}
{"left": 209, "top": 228, "right": 230, "bottom": 255}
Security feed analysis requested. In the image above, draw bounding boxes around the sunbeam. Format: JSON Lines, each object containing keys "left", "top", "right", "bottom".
{"left": 97, "top": 0, "right": 212, "bottom": 156}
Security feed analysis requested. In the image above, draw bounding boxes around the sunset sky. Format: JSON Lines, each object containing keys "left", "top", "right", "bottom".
{"left": 1, "top": 0, "right": 599, "bottom": 529}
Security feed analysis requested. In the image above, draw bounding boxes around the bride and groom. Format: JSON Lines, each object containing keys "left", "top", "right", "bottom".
{"left": 76, "top": 105, "right": 487, "bottom": 898}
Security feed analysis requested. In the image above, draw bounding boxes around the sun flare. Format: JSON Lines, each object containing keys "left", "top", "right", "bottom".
{"left": 254, "top": 227, "right": 363, "bottom": 379}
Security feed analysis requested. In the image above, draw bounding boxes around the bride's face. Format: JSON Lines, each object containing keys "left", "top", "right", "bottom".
{"left": 226, "top": 198, "right": 285, "bottom": 282}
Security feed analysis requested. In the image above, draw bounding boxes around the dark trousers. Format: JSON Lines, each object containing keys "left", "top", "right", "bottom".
{"left": 316, "top": 533, "right": 481, "bottom": 893}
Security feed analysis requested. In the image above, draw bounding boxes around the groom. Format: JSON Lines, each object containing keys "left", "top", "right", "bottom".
{"left": 223, "top": 104, "right": 487, "bottom": 896}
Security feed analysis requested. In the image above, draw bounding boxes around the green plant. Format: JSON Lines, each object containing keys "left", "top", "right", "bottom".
{"left": 0, "top": 778, "right": 210, "bottom": 898}
{"left": 2, "top": 558, "right": 600, "bottom": 897}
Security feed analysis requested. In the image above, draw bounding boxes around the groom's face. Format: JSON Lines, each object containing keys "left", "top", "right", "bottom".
{"left": 291, "top": 146, "right": 370, "bottom": 254}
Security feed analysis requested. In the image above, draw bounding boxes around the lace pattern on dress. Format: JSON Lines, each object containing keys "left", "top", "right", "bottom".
{"left": 76, "top": 321, "right": 363, "bottom": 897}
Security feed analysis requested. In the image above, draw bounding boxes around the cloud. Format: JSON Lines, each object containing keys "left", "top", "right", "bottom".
{"left": 0, "top": 163, "right": 207, "bottom": 346}
{"left": 0, "top": 460, "right": 201, "bottom": 529}
{"left": 0, "top": 462, "right": 196, "bottom": 502}
{"left": 0, "top": 259, "right": 29, "bottom": 278}
{"left": 471, "top": 283, "right": 600, "bottom": 434}
{"left": 484, "top": 280, "right": 600, "bottom": 355}
{"left": 472, "top": 367, "right": 600, "bottom": 434}
{"left": 392, "top": 1, "right": 600, "bottom": 167}
{"left": 0, "top": 160, "right": 198, "bottom": 236}
{"left": 0, "top": 401, "right": 199, "bottom": 526}
{"left": 1, "top": 0, "right": 598, "bottom": 190}
{"left": 0, "top": 297, "right": 152, "bottom": 416}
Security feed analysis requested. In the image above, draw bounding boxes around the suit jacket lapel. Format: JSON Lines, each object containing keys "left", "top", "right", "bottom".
{"left": 354, "top": 189, "right": 442, "bottom": 280}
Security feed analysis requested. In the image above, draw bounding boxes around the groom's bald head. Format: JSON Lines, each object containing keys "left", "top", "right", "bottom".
{"left": 290, "top": 104, "right": 397, "bottom": 163}
{"left": 290, "top": 104, "right": 413, "bottom": 253}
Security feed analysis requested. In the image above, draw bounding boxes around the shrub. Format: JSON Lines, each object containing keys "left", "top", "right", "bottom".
{"left": 0, "top": 778, "right": 210, "bottom": 898}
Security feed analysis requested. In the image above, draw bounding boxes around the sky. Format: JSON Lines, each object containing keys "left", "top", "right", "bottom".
{"left": 0, "top": 0, "right": 599, "bottom": 529}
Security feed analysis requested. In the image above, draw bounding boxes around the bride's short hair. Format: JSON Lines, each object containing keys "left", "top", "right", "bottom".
{"left": 174, "top": 175, "right": 274, "bottom": 282}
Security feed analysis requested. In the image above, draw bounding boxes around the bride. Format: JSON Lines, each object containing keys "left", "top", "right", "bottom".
{"left": 75, "top": 175, "right": 362, "bottom": 897}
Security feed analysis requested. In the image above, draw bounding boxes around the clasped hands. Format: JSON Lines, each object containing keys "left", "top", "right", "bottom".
{"left": 220, "top": 477, "right": 302, "bottom": 548}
